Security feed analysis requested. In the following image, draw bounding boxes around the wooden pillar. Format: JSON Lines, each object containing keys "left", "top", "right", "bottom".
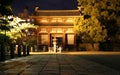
{"left": 63, "top": 33, "right": 65, "bottom": 49}
{"left": 63, "top": 29, "right": 66, "bottom": 50}
{"left": 36, "top": 30, "right": 39, "bottom": 51}
{"left": 47, "top": 28, "right": 51, "bottom": 47}
{"left": 48, "top": 33, "right": 51, "bottom": 47}
{"left": 36, "top": 28, "right": 40, "bottom": 51}
{"left": 74, "top": 33, "right": 77, "bottom": 51}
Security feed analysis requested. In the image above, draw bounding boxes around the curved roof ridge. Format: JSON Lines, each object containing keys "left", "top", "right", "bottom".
{"left": 33, "top": 9, "right": 80, "bottom": 16}
{"left": 36, "top": 10, "right": 79, "bottom": 12}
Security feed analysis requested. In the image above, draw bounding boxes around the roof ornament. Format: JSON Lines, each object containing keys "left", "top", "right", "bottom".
{"left": 35, "top": 7, "right": 39, "bottom": 11}
{"left": 77, "top": 6, "right": 84, "bottom": 15}
{"left": 77, "top": 6, "right": 81, "bottom": 11}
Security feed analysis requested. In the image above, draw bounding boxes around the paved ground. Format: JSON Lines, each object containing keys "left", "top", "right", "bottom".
{"left": 0, "top": 52, "right": 120, "bottom": 75}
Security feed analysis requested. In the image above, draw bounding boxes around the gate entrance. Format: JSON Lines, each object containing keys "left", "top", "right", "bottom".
{"left": 51, "top": 36, "right": 63, "bottom": 47}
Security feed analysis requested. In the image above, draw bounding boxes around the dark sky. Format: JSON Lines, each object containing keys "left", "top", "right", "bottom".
{"left": 12, "top": 0, "right": 78, "bottom": 15}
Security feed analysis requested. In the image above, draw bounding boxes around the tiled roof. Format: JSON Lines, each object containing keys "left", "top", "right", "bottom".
{"left": 33, "top": 10, "right": 80, "bottom": 16}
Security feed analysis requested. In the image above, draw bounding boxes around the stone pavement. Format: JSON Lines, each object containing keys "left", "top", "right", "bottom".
{"left": 0, "top": 52, "right": 120, "bottom": 75}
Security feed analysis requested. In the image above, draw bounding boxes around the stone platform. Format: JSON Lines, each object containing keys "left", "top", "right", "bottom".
{"left": 0, "top": 52, "right": 120, "bottom": 75}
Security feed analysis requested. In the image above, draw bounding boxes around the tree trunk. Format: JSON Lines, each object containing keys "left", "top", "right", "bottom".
{"left": 0, "top": 44, "right": 6, "bottom": 61}
{"left": 27, "top": 45, "right": 30, "bottom": 55}
{"left": 23, "top": 45, "right": 26, "bottom": 56}
{"left": 18, "top": 45, "right": 21, "bottom": 57}
{"left": 10, "top": 44, "right": 15, "bottom": 59}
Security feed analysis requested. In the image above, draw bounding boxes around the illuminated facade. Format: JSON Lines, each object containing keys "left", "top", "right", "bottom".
{"left": 18, "top": 6, "right": 120, "bottom": 51}
{"left": 30, "top": 9, "right": 81, "bottom": 51}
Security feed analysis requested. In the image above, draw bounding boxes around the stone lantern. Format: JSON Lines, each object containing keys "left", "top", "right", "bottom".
{"left": 53, "top": 37, "right": 57, "bottom": 53}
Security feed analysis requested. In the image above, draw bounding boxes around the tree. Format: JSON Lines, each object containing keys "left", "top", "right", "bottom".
{"left": 0, "top": 0, "right": 14, "bottom": 30}
{"left": 5, "top": 17, "right": 36, "bottom": 43}
{"left": 0, "top": 16, "right": 37, "bottom": 58}
{"left": 0, "top": 0, "right": 14, "bottom": 61}
{"left": 74, "top": 16, "right": 107, "bottom": 43}
{"left": 6, "top": 17, "right": 37, "bottom": 56}
{"left": 0, "top": 0, "right": 37, "bottom": 60}
{"left": 75, "top": 0, "right": 120, "bottom": 43}
{"left": 0, "top": 0, "right": 14, "bottom": 44}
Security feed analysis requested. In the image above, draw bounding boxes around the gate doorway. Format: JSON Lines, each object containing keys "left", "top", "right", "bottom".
{"left": 56, "top": 37, "right": 63, "bottom": 46}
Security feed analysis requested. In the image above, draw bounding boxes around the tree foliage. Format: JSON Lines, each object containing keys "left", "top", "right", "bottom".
{"left": 0, "top": 17, "right": 37, "bottom": 43}
{"left": 0, "top": 18, "right": 11, "bottom": 31}
{"left": 0, "top": 34, "right": 11, "bottom": 44}
{"left": 74, "top": 16, "right": 107, "bottom": 43}
{"left": 0, "top": 0, "right": 37, "bottom": 45}
{"left": 75, "top": 0, "right": 120, "bottom": 43}
{"left": 0, "top": 0, "right": 14, "bottom": 38}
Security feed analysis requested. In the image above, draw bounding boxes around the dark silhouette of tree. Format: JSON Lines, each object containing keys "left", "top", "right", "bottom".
{"left": 0, "top": 0, "right": 14, "bottom": 61}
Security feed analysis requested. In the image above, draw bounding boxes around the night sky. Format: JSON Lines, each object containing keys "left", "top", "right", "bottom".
{"left": 12, "top": 0, "right": 78, "bottom": 15}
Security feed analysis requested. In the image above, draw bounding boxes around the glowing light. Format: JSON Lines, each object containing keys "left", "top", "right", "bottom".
{"left": 51, "top": 18, "right": 63, "bottom": 23}
{"left": 40, "top": 19, "right": 48, "bottom": 23}
{"left": 50, "top": 28, "right": 63, "bottom": 33}
{"left": 56, "top": 28, "right": 63, "bottom": 33}
{"left": 40, "top": 28, "right": 47, "bottom": 33}
{"left": 66, "top": 28, "right": 74, "bottom": 33}
{"left": 66, "top": 18, "right": 73, "bottom": 23}
{"left": 57, "top": 19, "right": 63, "bottom": 22}
{"left": 51, "top": 19, "right": 56, "bottom": 22}
{"left": 8, "top": 15, "right": 13, "bottom": 20}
